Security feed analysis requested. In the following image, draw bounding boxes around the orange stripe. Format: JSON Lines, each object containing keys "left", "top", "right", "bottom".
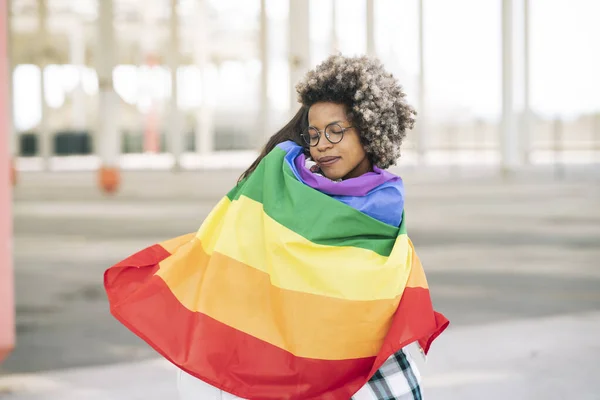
{"left": 155, "top": 238, "right": 401, "bottom": 360}
{"left": 159, "top": 233, "right": 196, "bottom": 254}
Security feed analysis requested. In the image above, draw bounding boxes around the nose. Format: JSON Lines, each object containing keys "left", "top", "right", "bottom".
{"left": 315, "top": 134, "right": 333, "bottom": 152}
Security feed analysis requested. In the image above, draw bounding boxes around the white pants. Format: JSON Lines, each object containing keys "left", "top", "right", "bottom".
{"left": 177, "top": 369, "right": 245, "bottom": 400}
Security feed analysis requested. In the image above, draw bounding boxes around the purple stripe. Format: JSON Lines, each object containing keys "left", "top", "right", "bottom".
{"left": 293, "top": 152, "right": 400, "bottom": 197}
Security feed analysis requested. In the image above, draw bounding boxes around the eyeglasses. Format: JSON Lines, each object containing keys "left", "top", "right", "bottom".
{"left": 301, "top": 122, "right": 356, "bottom": 147}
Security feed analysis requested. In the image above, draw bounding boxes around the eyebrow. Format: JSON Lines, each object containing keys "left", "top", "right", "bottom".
{"left": 308, "top": 120, "right": 343, "bottom": 129}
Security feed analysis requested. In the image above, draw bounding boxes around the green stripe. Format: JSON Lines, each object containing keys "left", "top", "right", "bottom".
{"left": 227, "top": 146, "right": 404, "bottom": 256}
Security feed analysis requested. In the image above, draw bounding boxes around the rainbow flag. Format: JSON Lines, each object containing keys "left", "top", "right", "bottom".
{"left": 104, "top": 141, "right": 448, "bottom": 400}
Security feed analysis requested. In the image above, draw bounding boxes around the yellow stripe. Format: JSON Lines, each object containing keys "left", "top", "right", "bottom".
{"left": 195, "top": 197, "right": 230, "bottom": 254}
{"left": 194, "top": 196, "right": 427, "bottom": 301}
{"left": 407, "top": 237, "right": 429, "bottom": 288}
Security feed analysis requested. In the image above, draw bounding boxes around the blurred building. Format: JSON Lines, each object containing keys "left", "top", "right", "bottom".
{"left": 4, "top": 0, "right": 600, "bottom": 172}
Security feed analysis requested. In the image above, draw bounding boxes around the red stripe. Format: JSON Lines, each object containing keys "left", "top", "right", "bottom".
{"left": 104, "top": 244, "right": 169, "bottom": 305}
{"left": 104, "top": 245, "right": 448, "bottom": 399}
{"left": 367, "top": 283, "right": 449, "bottom": 376}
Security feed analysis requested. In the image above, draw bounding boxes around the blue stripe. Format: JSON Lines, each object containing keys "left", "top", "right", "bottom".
{"left": 276, "top": 140, "right": 300, "bottom": 153}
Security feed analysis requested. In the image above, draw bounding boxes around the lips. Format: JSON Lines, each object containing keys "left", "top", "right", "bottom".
{"left": 318, "top": 156, "right": 340, "bottom": 167}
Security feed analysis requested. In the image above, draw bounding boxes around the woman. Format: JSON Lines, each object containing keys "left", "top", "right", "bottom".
{"left": 105, "top": 55, "right": 448, "bottom": 400}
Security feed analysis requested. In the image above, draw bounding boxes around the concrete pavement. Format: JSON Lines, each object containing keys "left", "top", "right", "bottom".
{"left": 1, "top": 311, "right": 599, "bottom": 399}
{"left": 1, "top": 166, "right": 599, "bottom": 398}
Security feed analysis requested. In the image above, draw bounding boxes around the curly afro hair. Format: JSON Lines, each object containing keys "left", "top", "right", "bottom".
{"left": 295, "top": 54, "right": 416, "bottom": 169}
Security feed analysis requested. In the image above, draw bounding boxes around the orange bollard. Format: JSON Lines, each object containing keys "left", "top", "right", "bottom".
{"left": 98, "top": 166, "right": 121, "bottom": 194}
{"left": 0, "top": 0, "right": 15, "bottom": 364}
{"left": 10, "top": 158, "right": 16, "bottom": 186}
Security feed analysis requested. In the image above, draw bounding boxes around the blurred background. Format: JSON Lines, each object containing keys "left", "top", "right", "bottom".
{"left": 0, "top": 0, "right": 599, "bottom": 399}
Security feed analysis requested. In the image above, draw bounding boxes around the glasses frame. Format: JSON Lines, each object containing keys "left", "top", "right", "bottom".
{"left": 301, "top": 122, "right": 356, "bottom": 147}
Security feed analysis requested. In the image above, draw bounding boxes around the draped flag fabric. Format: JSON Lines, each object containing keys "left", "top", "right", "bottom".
{"left": 104, "top": 141, "right": 448, "bottom": 400}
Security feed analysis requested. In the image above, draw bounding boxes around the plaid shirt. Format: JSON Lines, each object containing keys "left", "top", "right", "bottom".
{"left": 352, "top": 347, "right": 422, "bottom": 400}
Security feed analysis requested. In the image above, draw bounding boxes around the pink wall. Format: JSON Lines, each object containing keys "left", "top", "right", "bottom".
{"left": 0, "top": 0, "right": 15, "bottom": 363}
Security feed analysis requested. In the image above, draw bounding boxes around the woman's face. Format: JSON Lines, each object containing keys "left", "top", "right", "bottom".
{"left": 307, "top": 102, "right": 372, "bottom": 180}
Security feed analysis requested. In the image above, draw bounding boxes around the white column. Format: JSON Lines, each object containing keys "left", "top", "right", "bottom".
{"left": 259, "top": 0, "right": 269, "bottom": 142}
{"left": 97, "top": 0, "right": 119, "bottom": 167}
{"left": 6, "top": 0, "right": 15, "bottom": 160}
{"left": 289, "top": 0, "right": 310, "bottom": 113}
{"left": 331, "top": 0, "right": 339, "bottom": 53}
{"left": 366, "top": 0, "right": 375, "bottom": 57}
{"left": 139, "top": 7, "right": 160, "bottom": 154}
{"left": 69, "top": 19, "right": 86, "bottom": 132}
{"left": 521, "top": 0, "right": 531, "bottom": 164}
{"left": 194, "top": 0, "right": 214, "bottom": 155}
{"left": 37, "top": 0, "right": 50, "bottom": 168}
{"left": 168, "top": 0, "right": 183, "bottom": 168}
{"left": 501, "top": 0, "right": 518, "bottom": 173}
{"left": 416, "top": 0, "right": 427, "bottom": 164}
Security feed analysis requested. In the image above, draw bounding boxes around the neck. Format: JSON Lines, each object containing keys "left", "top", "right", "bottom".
{"left": 342, "top": 157, "right": 373, "bottom": 180}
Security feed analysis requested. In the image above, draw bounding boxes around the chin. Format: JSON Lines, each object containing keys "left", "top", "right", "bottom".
{"left": 322, "top": 170, "right": 345, "bottom": 181}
